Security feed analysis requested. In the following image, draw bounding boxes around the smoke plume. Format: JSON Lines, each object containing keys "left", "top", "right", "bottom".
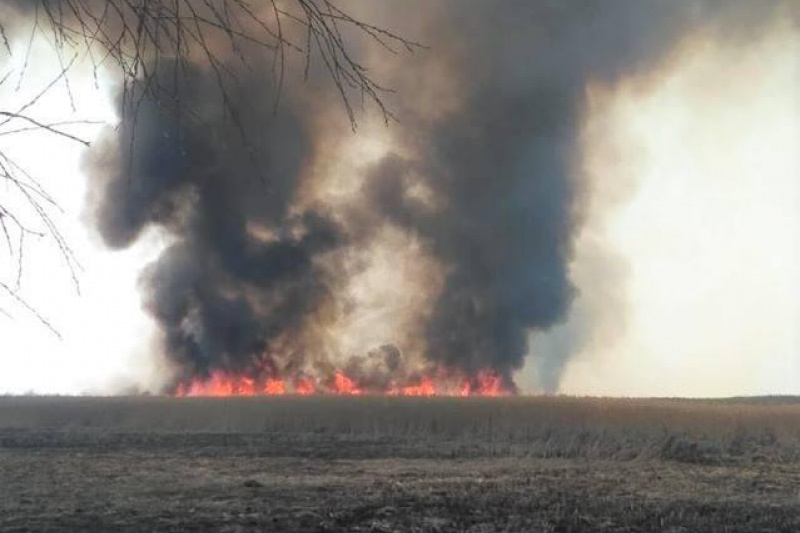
{"left": 347, "top": 0, "right": 796, "bottom": 390}
{"left": 7, "top": 0, "right": 795, "bottom": 393}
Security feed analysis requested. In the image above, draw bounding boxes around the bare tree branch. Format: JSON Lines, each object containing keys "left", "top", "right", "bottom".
{"left": 0, "top": 0, "right": 419, "bottom": 333}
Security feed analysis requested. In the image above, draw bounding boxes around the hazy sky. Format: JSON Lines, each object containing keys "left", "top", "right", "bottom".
{"left": 530, "top": 18, "right": 800, "bottom": 396}
{"left": 0, "top": 5, "right": 798, "bottom": 396}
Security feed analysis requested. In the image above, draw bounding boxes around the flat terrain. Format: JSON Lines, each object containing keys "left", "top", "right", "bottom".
{"left": 1, "top": 396, "right": 799, "bottom": 532}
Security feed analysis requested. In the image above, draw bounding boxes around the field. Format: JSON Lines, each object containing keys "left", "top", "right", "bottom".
{"left": 1, "top": 396, "right": 800, "bottom": 532}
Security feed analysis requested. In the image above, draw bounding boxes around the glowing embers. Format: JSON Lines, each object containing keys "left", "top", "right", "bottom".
{"left": 174, "top": 368, "right": 509, "bottom": 397}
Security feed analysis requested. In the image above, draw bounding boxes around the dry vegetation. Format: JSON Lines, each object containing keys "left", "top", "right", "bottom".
{"left": 1, "top": 396, "right": 799, "bottom": 532}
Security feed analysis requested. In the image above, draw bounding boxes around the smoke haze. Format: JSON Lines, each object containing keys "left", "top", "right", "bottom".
{"left": 4, "top": 0, "right": 797, "bottom": 393}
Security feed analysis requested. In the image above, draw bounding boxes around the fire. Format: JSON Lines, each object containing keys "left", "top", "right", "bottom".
{"left": 263, "top": 378, "right": 286, "bottom": 395}
{"left": 294, "top": 377, "right": 316, "bottom": 396}
{"left": 464, "top": 370, "right": 505, "bottom": 397}
{"left": 333, "top": 372, "right": 363, "bottom": 395}
{"left": 174, "top": 368, "right": 510, "bottom": 397}
{"left": 390, "top": 377, "right": 437, "bottom": 397}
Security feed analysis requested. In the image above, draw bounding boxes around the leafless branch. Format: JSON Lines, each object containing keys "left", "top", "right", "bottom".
{"left": 0, "top": 0, "right": 420, "bottom": 333}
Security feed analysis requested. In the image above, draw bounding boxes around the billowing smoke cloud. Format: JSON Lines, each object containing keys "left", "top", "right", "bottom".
{"left": 353, "top": 0, "right": 796, "bottom": 390}
{"left": 7, "top": 0, "right": 795, "bottom": 393}
{"left": 82, "top": 58, "right": 356, "bottom": 386}
{"left": 362, "top": 93, "right": 581, "bottom": 388}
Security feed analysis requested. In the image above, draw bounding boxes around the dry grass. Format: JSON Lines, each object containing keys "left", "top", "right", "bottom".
{"left": 2, "top": 396, "right": 800, "bottom": 532}
{"left": 2, "top": 395, "right": 799, "bottom": 464}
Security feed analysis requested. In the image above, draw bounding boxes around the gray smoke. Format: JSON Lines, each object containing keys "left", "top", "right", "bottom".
{"left": 7, "top": 0, "right": 795, "bottom": 392}
{"left": 91, "top": 0, "right": 800, "bottom": 392}
{"left": 353, "top": 0, "right": 796, "bottom": 390}
{"left": 84, "top": 61, "right": 345, "bottom": 384}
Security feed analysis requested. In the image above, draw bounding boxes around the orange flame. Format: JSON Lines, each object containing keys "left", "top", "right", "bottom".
{"left": 294, "top": 377, "right": 315, "bottom": 396}
{"left": 263, "top": 378, "right": 286, "bottom": 395}
{"left": 389, "top": 377, "right": 437, "bottom": 396}
{"left": 332, "top": 372, "right": 363, "bottom": 395}
{"left": 174, "top": 368, "right": 510, "bottom": 398}
{"left": 463, "top": 370, "right": 506, "bottom": 397}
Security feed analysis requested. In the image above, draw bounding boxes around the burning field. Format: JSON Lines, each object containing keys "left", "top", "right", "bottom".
{"left": 1, "top": 1, "right": 798, "bottom": 531}
{"left": 3, "top": 0, "right": 797, "bottom": 400}
{"left": 175, "top": 367, "right": 508, "bottom": 398}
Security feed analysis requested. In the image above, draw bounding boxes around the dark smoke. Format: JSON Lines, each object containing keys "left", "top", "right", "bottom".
{"left": 84, "top": 62, "right": 345, "bottom": 382}
{"left": 6, "top": 0, "right": 789, "bottom": 391}
{"left": 353, "top": 0, "right": 796, "bottom": 390}
{"left": 364, "top": 87, "right": 581, "bottom": 388}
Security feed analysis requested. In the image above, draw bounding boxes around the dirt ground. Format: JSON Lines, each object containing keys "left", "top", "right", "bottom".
{"left": 1, "top": 397, "right": 799, "bottom": 532}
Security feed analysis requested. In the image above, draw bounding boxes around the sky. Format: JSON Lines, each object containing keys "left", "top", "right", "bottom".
{"left": 540, "top": 19, "right": 800, "bottom": 397}
{"left": 0, "top": 42, "right": 166, "bottom": 394}
{"left": 0, "top": 5, "right": 798, "bottom": 397}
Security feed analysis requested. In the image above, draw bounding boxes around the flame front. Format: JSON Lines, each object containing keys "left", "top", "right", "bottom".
{"left": 174, "top": 368, "right": 509, "bottom": 397}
